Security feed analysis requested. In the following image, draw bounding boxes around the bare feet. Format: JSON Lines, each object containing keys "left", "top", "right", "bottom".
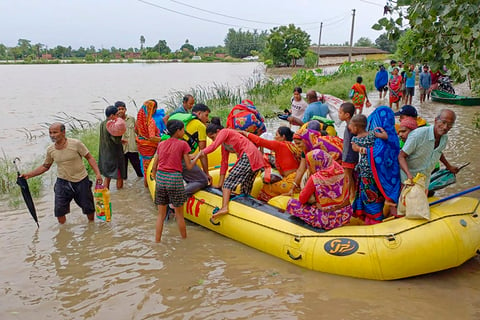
{"left": 211, "top": 207, "right": 228, "bottom": 220}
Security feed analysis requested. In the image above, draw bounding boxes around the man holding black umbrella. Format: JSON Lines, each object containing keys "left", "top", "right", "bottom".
{"left": 21, "top": 123, "right": 103, "bottom": 224}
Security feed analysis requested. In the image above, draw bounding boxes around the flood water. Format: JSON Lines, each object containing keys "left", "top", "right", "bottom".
{"left": 1, "top": 63, "right": 480, "bottom": 320}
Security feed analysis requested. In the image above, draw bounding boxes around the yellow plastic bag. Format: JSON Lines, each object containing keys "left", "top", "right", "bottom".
{"left": 94, "top": 184, "right": 111, "bottom": 222}
{"left": 397, "top": 173, "right": 430, "bottom": 220}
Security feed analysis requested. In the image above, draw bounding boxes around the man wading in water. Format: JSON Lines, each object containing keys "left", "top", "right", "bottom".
{"left": 21, "top": 122, "right": 103, "bottom": 224}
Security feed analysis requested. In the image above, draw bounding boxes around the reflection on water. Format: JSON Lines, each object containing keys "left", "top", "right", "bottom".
{"left": 1, "top": 65, "right": 480, "bottom": 319}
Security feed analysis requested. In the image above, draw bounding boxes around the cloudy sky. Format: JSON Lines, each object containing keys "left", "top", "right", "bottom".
{"left": 0, "top": 0, "right": 388, "bottom": 50}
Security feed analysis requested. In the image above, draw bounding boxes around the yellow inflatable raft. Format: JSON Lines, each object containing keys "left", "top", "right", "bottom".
{"left": 147, "top": 163, "right": 480, "bottom": 280}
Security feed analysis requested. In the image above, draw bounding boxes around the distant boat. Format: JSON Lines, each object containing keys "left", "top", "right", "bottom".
{"left": 431, "top": 90, "right": 480, "bottom": 106}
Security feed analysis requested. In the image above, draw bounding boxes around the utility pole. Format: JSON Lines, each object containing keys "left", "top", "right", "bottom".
{"left": 317, "top": 22, "right": 323, "bottom": 67}
{"left": 348, "top": 9, "right": 356, "bottom": 62}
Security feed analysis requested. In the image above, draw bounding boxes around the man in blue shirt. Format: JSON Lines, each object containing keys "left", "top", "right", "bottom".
{"left": 404, "top": 64, "right": 416, "bottom": 105}
{"left": 419, "top": 65, "right": 432, "bottom": 103}
{"left": 163, "top": 94, "right": 195, "bottom": 125}
{"left": 288, "top": 90, "right": 329, "bottom": 126}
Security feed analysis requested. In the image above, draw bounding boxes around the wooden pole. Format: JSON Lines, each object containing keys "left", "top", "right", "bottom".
{"left": 317, "top": 22, "right": 323, "bottom": 67}
{"left": 348, "top": 9, "right": 356, "bottom": 62}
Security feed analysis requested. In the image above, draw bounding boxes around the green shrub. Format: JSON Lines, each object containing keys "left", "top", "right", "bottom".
{"left": 0, "top": 154, "right": 42, "bottom": 207}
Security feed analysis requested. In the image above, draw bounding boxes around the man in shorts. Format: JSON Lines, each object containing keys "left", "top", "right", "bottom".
{"left": 21, "top": 122, "right": 103, "bottom": 224}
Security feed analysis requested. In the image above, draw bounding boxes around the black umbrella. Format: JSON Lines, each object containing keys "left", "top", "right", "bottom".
{"left": 13, "top": 158, "right": 39, "bottom": 228}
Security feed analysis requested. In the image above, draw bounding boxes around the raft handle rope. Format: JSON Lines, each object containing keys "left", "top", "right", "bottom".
{"left": 191, "top": 195, "right": 480, "bottom": 240}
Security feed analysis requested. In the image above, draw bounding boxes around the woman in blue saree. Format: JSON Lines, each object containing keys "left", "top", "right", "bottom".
{"left": 351, "top": 106, "right": 400, "bottom": 223}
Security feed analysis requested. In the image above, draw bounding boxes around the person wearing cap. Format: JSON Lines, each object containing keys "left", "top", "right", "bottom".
{"left": 115, "top": 101, "right": 144, "bottom": 181}
{"left": 398, "top": 109, "right": 459, "bottom": 188}
{"left": 394, "top": 104, "right": 427, "bottom": 130}
{"left": 99, "top": 105, "right": 127, "bottom": 190}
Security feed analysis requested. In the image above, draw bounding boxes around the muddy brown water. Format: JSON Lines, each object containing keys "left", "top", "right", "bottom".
{"left": 1, "top": 64, "right": 480, "bottom": 319}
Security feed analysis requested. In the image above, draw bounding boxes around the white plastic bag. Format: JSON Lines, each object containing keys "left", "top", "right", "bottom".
{"left": 398, "top": 173, "right": 430, "bottom": 220}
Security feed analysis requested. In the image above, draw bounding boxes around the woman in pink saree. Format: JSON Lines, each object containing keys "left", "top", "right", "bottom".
{"left": 286, "top": 149, "right": 352, "bottom": 230}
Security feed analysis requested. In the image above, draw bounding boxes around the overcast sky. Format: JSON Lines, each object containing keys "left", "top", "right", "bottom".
{"left": 0, "top": 0, "right": 387, "bottom": 51}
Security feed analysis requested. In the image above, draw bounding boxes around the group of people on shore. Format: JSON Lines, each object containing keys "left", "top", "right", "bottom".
{"left": 374, "top": 60, "right": 446, "bottom": 109}
{"left": 20, "top": 82, "right": 459, "bottom": 242}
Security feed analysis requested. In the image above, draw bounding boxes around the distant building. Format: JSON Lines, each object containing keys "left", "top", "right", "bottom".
{"left": 215, "top": 53, "right": 226, "bottom": 58}
{"left": 41, "top": 53, "right": 53, "bottom": 60}
{"left": 310, "top": 46, "right": 388, "bottom": 66}
{"left": 125, "top": 52, "right": 141, "bottom": 59}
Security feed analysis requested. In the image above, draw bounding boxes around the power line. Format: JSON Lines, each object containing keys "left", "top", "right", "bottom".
{"left": 359, "top": 0, "right": 384, "bottom": 7}
{"left": 168, "top": 0, "right": 282, "bottom": 25}
{"left": 137, "top": 0, "right": 259, "bottom": 29}
{"left": 140, "top": 0, "right": 352, "bottom": 30}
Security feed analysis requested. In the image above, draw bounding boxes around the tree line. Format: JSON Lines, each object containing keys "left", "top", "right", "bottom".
{"left": 0, "top": 24, "right": 394, "bottom": 65}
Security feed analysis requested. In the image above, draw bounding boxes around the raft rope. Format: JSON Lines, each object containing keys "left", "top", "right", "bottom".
{"left": 192, "top": 195, "right": 480, "bottom": 239}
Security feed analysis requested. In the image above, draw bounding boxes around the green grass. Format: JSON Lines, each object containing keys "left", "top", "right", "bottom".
{"left": 0, "top": 152, "right": 43, "bottom": 207}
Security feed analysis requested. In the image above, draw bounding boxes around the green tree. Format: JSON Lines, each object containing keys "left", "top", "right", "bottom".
{"left": 180, "top": 39, "right": 195, "bottom": 52}
{"left": 224, "top": 28, "right": 267, "bottom": 58}
{"left": 17, "top": 39, "right": 32, "bottom": 58}
{"left": 373, "top": 0, "right": 480, "bottom": 92}
{"left": 287, "top": 48, "right": 301, "bottom": 67}
{"left": 33, "top": 43, "right": 44, "bottom": 59}
{"left": 265, "top": 24, "right": 311, "bottom": 66}
{"left": 152, "top": 40, "right": 171, "bottom": 56}
{"left": 355, "top": 37, "right": 374, "bottom": 47}
{"left": 304, "top": 50, "right": 318, "bottom": 68}
{"left": 0, "top": 43, "right": 7, "bottom": 59}
{"left": 375, "top": 33, "right": 397, "bottom": 53}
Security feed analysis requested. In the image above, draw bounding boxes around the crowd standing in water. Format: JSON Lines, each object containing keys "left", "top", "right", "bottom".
{"left": 19, "top": 63, "right": 460, "bottom": 241}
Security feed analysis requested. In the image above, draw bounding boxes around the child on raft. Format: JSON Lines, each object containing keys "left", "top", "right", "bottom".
{"left": 349, "top": 114, "right": 389, "bottom": 224}
{"left": 196, "top": 117, "right": 264, "bottom": 220}
{"left": 150, "top": 119, "right": 196, "bottom": 243}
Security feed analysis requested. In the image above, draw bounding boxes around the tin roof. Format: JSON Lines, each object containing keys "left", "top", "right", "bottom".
{"left": 310, "top": 46, "right": 388, "bottom": 57}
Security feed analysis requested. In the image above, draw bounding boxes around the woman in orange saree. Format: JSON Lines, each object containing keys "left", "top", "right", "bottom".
{"left": 135, "top": 99, "right": 161, "bottom": 187}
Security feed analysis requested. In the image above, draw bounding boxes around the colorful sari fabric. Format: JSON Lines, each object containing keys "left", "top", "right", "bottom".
{"left": 389, "top": 74, "right": 403, "bottom": 104}
{"left": 293, "top": 128, "right": 343, "bottom": 164}
{"left": 135, "top": 100, "right": 160, "bottom": 175}
{"left": 367, "top": 106, "right": 400, "bottom": 204}
{"left": 286, "top": 149, "right": 352, "bottom": 230}
{"left": 351, "top": 132, "right": 384, "bottom": 224}
{"left": 258, "top": 171, "right": 296, "bottom": 202}
{"left": 351, "top": 83, "right": 366, "bottom": 107}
